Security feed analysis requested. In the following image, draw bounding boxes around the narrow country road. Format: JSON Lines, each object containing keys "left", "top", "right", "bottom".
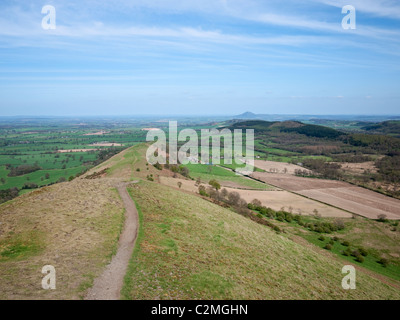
{"left": 85, "top": 181, "right": 139, "bottom": 300}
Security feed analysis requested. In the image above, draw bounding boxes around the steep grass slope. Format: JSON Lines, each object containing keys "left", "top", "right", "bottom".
{"left": 122, "top": 181, "right": 400, "bottom": 300}
{"left": 1, "top": 143, "right": 399, "bottom": 300}
{"left": 0, "top": 178, "right": 125, "bottom": 299}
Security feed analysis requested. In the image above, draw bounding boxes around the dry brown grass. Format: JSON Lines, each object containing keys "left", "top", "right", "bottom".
{"left": 0, "top": 178, "right": 125, "bottom": 299}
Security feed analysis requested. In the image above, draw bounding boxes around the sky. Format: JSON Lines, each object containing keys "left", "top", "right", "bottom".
{"left": 0, "top": 0, "right": 399, "bottom": 116}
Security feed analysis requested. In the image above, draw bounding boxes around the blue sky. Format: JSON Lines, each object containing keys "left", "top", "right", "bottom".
{"left": 0, "top": 0, "right": 399, "bottom": 116}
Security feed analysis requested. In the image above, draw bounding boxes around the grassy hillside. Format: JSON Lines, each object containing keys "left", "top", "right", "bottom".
{"left": 1, "top": 143, "right": 399, "bottom": 300}
{"left": 121, "top": 180, "right": 400, "bottom": 300}
{"left": 0, "top": 178, "right": 125, "bottom": 299}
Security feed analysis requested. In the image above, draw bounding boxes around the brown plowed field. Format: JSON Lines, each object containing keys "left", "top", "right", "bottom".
{"left": 159, "top": 176, "right": 352, "bottom": 218}
{"left": 252, "top": 172, "right": 400, "bottom": 220}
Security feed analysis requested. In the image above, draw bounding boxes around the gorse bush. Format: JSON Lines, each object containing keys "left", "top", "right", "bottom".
{"left": 342, "top": 248, "right": 351, "bottom": 256}
{"left": 342, "top": 240, "right": 350, "bottom": 247}
{"left": 359, "top": 247, "right": 368, "bottom": 257}
{"left": 355, "top": 255, "right": 364, "bottom": 263}
{"left": 153, "top": 163, "right": 162, "bottom": 170}
{"left": 379, "top": 258, "right": 389, "bottom": 267}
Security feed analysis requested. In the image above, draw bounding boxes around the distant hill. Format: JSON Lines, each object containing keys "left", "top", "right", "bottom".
{"left": 282, "top": 123, "right": 345, "bottom": 139}
{"left": 232, "top": 113, "right": 400, "bottom": 123}
{"left": 233, "top": 111, "right": 260, "bottom": 119}
{"left": 228, "top": 120, "right": 345, "bottom": 139}
{"left": 362, "top": 121, "right": 400, "bottom": 137}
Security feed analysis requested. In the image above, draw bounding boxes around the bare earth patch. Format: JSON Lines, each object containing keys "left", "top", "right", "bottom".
{"left": 83, "top": 131, "right": 109, "bottom": 136}
{"left": 89, "top": 143, "right": 123, "bottom": 147}
{"left": 57, "top": 149, "right": 97, "bottom": 153}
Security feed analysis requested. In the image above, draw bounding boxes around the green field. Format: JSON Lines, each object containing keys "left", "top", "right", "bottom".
{"left": 183, "top": 163, "right": 272, "bottom": 190}
{"left": 0, "top": 120, "right": 148, "bottom": 196}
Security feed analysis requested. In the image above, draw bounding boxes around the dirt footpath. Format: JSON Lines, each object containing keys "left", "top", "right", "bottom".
{"left": 85, "top": 182, "right": 139, "bottom": 300}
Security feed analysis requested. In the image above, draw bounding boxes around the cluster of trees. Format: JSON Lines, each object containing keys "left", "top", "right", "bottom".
{"left": 282, "top": 124, "right": 344, "bottom": 139}
{"left": 305, "top": 219, "right": 345, "bottom": 234}
{"left": 198, "top": 184, "right": 347, "bottom": 235}
{"left": 345, "top": 133, "right": 400, "bottom": 154}
{"left": 331, "top": 154, "right": 373, "bottom": 163}
{"left": 318, "top": 236, "right": 367, "bottom": 263}
{"left": 165, "top": 164, "right": 190, "bottom": 178}
{"left": 248, "top": 200, "right": 345, "bottom": 234}
{"left": 302, "top": 159, "right": 342, "bottom": 180}
{"left": 198, "top": 185, "right": 285, "bottom": 233}
{"left": 375, "top": 155, "right": 400, "bottom": 184}
{"left": 294, "top": 169, "right": 313, "bottom": 177}
{"left": 92, "top": 147, "right": 125, "bottom": 166}
{"left": 338, "top": 239, "right": 370, "bottom": 263}
{"left": 0, "top": 187, "right": 19, "bottom": 204}
{"left": 198, "top": 184, "right": 251, "bottom": 216}
{"left": 6, "top": 163, "right": 41, "bottom": 177}
{"left": 362, "top": 121, "right": 400, "bottom": 138}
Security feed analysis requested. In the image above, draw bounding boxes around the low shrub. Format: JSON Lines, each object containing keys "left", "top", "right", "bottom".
{"left": 358, "top": 247, "right": 368, "bottom": 257}
{"left": 355, "top": 255, "right": 364, "bottom": 263}
{"left": 378, "top": 258, "right": 389, "bottom": 267}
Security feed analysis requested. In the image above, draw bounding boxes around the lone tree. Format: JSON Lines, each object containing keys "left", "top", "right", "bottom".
{"left": 227, "top": 191, "right": 241, "bottom": 206}
{"left": 251, "top": 199, "right": 262, "bottom": 208}
{"left": 209, "top": 179, "right": 221, "bottom": 191}
{"left": 220, "top": 188, "right": 228, "bottom": 199}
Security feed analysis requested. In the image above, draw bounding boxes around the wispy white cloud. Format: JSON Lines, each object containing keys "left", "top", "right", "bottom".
{"left": 313, "top": 0, "right": 400, "bottom": 19}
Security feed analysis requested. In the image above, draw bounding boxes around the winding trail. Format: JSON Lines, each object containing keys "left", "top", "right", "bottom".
{"left": 85, "top": 181, "right": 139, "bottom": 300}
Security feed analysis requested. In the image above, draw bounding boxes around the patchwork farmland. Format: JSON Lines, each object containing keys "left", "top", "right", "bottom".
{"left": 252, "top": 172, "right": 400, "bottom": 220}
